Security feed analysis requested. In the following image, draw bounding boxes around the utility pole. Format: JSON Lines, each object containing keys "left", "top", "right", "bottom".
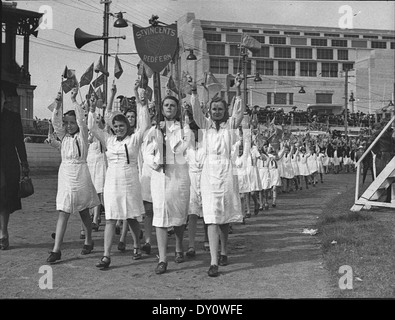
{"left": 241, "top": 46, "right": 248, "bottom": 112}
{"left": 102, "top": 0, "right": 111, "bottom": 106}
{"left": 344, "top": 69, "right": 348, "bottom": 136}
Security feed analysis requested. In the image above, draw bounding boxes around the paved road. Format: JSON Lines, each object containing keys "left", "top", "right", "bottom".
{"left": 0, "top": 169, "right": 356, "bottom": 300}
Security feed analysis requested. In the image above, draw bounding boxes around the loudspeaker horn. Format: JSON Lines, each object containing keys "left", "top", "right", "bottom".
{"left": 74, "top": 28, "right": 103, "bottom": 49}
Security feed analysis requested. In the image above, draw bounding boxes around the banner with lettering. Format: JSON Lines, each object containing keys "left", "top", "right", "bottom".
{"left": 133, "top": 23, "right": 178, "bottom": 73}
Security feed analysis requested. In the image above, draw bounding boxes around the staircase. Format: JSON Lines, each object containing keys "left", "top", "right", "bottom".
{"left": 350, "top": 115, "right": 395, "bottom": 212}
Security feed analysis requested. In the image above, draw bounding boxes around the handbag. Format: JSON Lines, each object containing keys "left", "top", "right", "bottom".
{"left": 18, "top": 175, "right": 34, "bottom": 198}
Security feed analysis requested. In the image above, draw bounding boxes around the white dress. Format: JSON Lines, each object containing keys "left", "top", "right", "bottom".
{"left": 191, "top": 93, "right": 243, "bottom": 225}
{"left": 88, "top": 103, "right": 150, "bottom": 220}
{"left": 51, "top": 102, "right": 100, "bottom": 214}
{"left": 257, "top": 157, "right": 271, "bottom": 190}
{"left": 185, "top": 139, "right": 205, "bottom": 217}
{"left": 317, "top": 152, "right": 325, "bottom": 173}
{"left": 247, "top": 145, "right": 262, "bottom": 192}
{"left": 139, "top": 128, "right": 156, "bottom": 203}
{"left": 308, "top": 152, "right": 318, "bottom": 174}
{"left": 268, "top": 155, "right": 281, "bottom": 187}
{"left": 281, "top": 152, "right": 294, "bottom": 179}
{"left": 298, "top": 153, "right": 311, "bottom": 176}
{"left": 87, "top": 133, "right": 107, "bottom": 194}
{"left": 146, "top": 121, "right": 191, "bottom": 227}
{"left": 291, "top": 153, "right": 300, "bottom": 176}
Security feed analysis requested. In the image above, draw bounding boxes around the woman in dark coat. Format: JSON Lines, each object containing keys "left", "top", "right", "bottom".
{"left": 0, "top": 82, "right": 30, "bottom": 250}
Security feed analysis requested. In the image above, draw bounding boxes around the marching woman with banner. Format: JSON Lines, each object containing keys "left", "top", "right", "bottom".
{"left": 144, "top": 95, "right": 192, "bottom": 275}
{"left": 88, "top": 81, "right": 150, "bottom": 269}
{"left": 190, "top": 77, "right": 244, "bottom": 277}
{"left": 46, "top": 87, "right": 100, "bottom": 263}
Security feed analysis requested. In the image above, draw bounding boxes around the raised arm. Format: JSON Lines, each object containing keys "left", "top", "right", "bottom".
{"left": 51, "top": 91, "right": 65, "bottom": 139}
{"left": 70, "top": 87, "right": 88, "bottom": 142}
{"left": 88, "top": 100, "right": 108, "bottom": 148}
{"left": 191, "top": 83, "right": 210, "bottom": 130}
{"left": 230, "top": 76, "right": 245, "bottom": 129}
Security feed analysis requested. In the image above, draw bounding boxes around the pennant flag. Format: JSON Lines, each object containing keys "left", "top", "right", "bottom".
{"left": 87, "top": 84, "right": 96, "bottom": 99}
{"left": 79, "top": 63, "right": 94, "bottom": 87}
{"left": 205, "top": 72, "right": 223, "bottom": 94}
{"left": 47, "top": 101, "right": 57, "bottom": 112}
{"left": 94, "top": 56, "right": 109, "bottom": 77}
{"left": 114, "top": 55, "right": 123, "bottom": 79}
{"left": 95, "top": 87, "right": 103, "bottom": 100}
{"left": 92, "top": 73, "right": 105, "bottom": 88}
{"left": 226, "top": 74, "right": 235, "bottom": 92}
{"left": 166, "top": 75, "right": 181, "bottom": 97}
{"left": 241, "top": 33, "right": 261, "bottom": 53}
{"left": 139, "top": 66, "right": 149, "bottom": 90}
{"left": 162, "top": 64, "right": 170, "bottom": 77}
{"left": 62, "top": 65, "right": 68, "bottom": 78}
{"left": 61, "top": 70, "right": 78, "bottom": 94}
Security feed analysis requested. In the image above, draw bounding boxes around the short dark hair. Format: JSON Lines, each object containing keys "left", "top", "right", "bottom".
{"left": 161, "top": 95, "right": 181, "bottom": 121}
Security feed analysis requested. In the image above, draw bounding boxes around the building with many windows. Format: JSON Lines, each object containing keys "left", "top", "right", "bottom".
{"left": 176, "top": 13, "right": 395, "bottom": 116}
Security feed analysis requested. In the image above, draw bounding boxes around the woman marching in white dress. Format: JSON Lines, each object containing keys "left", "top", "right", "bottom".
{"left": 246, "top": 139, "right": 262, "bottom": 216}
{"left": 145, "top": 95, "right": 192, "bottom": 275}
{"left": 46, "top": 87, "right": 100, "bottom": 263}
{"left": 191, "top": 79, "right": 244, "bottom": 277}
{"left": 267, "top": 146, "right": 283, "bottom": 207}
{"left": 88, "top": 85, "right": 150, "bottom": 269}
{"left": 297, "top": 146, "right": 311, "bottom": 189}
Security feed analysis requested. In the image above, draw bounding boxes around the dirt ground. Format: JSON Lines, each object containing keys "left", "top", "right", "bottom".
{"left": 1, "top": 170, "right": 358, "bottom": 302}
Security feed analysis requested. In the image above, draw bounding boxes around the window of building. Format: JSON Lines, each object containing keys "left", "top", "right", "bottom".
{"left": 221, "top": 27, "right": 238, "bottom": 32}
{"left": 278, "top": 61, "right": 295, "bottom": 76}
{"left": 289, "top": 93, "right": 294, "bottom": 105}
{"left": 363, "top": 35, "right": 379, "bottom": 39}
{"left": 291, "top": 37, "right": 307, "bottom": 45}
{"left": 256, "top": 60, "right": 274, "bottom": 75}
{"left": 207, "top": 43, "right": 225, "bottom": 55}
{"left": 296, "top": 48, "right": 312, "bottom": 59}
{"left": 229, "top": 44, "right": 241, "bottom": 56}
{"left": 267, "top": 92, "right": 272, "bottom": 104}
{"left": 343, "top": 34, "right": 360, "bottom": 38}
{"left": 274, "top": 93, "right": 287, "bottom": 105}
{"left": 371, "top": 41, "right": 387, "bottom": 49}
{"left": 252, "top": 35, "right": 265, "bottom": 43}
{"left": 300, "top": 62, "right": 317, "bottom": 77}
{"left": 316, "top": 93, "right": 333, "bottom": 104}
{"left": 226, "top": 34, "right": 241, "bottom": 43}
{"left": 243, "top": 29, "right": 259, "bottom": 33}
{"left": 342, "top": 63, "right": 354, "bottom": 71}
{"left": 383, "top": 36, "right": 395, "bottom": 40}
{"left": 317, "top": 48, "right": 333, "bottom": 60}
{"left": 269, "top": 36, "right": 286, "bottom": 44}
{"left": 324, "top": 33, "right": 340, "bottom": 37}
{"left": 304, "top": 32, "right": 320, "bottom": 36}
{"left": 391, "top": 42, "right": 395, "bottom": 49}
{"left": 337, "top": 49, "right": 348, "bottom": 60}
{"left": 331, "top": 39, "right": 348, "bottom": 47}
{"left": 352, "top": 40, "right": 367, "bottom": 48}
{"left": 311, "top": 38, "right": 327, "bottom": 46}
{"left": 263, "top": 30, "right": 280, "bottom": 34}
{"left": 284, "top": 31, "right": 300, "bottom": 35}
{"left": 210, "top": 58, "right": 229, "bottom": 74}
{"left": 202, "top": 27, "right": 217, "bottom": 31}
{"left": 252, "top": 46, "right": 270, "bottom": 57}
{"left": 204, "top": 33, "right": 222, "bottom": 42}
{"left": 274, "top": 47, "right": 291, "bottom": 58}
{"left": 233, "top": 58, "right": 251, "bottom": 74}
{"left": 321, "top": 63, "right": 338, "bottom": 77}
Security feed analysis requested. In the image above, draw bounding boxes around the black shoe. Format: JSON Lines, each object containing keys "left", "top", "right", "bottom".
{"left": 208, "top": 265, "right": 219, "bottom": 277}
{"left": 81, "top": 242, "right": 94, "bottom": 255}
{"left": 272, "top": 204, "right": 276, "bottom": 208}
{"left": 218, "top": 255, "right": 228, "bottom": 266}
{"left": 175, "top": 251, "right": 185, "bottom": 263}
{"left": 92, "top": 223, "right": 99, "bottom": 232}
{"left": 133, "top": 248, "right": 142, "bottom": 260}
{"left": 117, "top": 241, "right": 126, "bottom": 252}
{"left": 141, "top": 242, "right": 151, "bottom": 255}
{"left": 51, "top": 233, "right": 56, "bottom": 240}
{"left": 186, "top": 247, "right": 196, "bottom": 258}
{"left": 47, "top": 251, "right": 61, "bottom": 263}
{"left": 0, "top": 237, "right": 9, "bottom": 250}
{"left": 96, "top": 256, "right": 111, "bottom": 269}
{"left": 228, "top": 225, "right": 233, "bottom": 234}
{"left": 155, "top": 261, "right": 168, "bottom": 274}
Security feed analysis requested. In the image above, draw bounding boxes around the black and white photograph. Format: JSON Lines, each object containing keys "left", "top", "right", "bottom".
{"left": 1, "top": 0, "right": 394, "bottom": 308}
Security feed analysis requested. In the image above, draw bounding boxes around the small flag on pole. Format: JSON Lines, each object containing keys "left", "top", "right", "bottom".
{"left": 114, "top": 55, "right": 123, "bottom": 79}
{"left": 92, "top": 73, "right": 105, "bottom": 88}
{"left": 94, "top": 56, "right": 109, "bottom": 77}
{"left": 205, "top": 72, "right": 223, "bottom": 94}
{"left": 79, "top": 63, "right": 94, "bottom": 87}
{"left": 61, "top": 69, "right": 78, "bottom": 93}
{"left": 226, "top": 74, "right": 235, "bottom": 92}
